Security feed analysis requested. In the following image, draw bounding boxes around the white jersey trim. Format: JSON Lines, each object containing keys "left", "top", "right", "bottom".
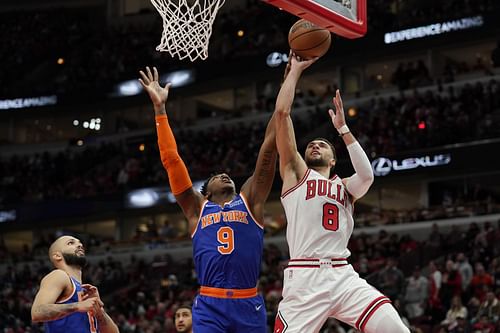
{"left": 191, "top": 200, "right": 208, "bottom": 238}
{"left": 239, "top": 192, "right": 264, "bottom": 229}
{"left": 281, "top": 169, "right": 311, "bottom": 198}
{"left": 56, "top": 272, "right": 76, "bottom": 304}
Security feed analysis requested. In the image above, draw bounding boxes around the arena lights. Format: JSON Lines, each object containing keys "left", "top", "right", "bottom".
{"left": 347, "top": 107, "right": 357, "bottom": 117}
{"left": 126, "top": 181, "right": 205, "bottom": 208}
{"left": 74, "top": 118, "right": 101, "bottom": 131}
{"left": 266, "top": 52, "right": 289, "bottom": 67}
{"left": 0, "top": 210, "right": 16, "bottom": 223}
{"left": 163, "top": 70, "right": 195, "bottom": 88}
{"left": 127, "top": 189, "right": 160, "bottom": 208}
{"left": 384, "top": 16, "right": 483, "bottom": 44}
{"left": 111, "top": 69, "right": 196, "bottom": 97}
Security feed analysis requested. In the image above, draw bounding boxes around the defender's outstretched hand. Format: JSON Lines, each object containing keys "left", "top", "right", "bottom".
{"left": 139, "top": 66, "right": 172, "bottom": 108}
{"left": 328, "top": 89, "right": 347, "bottom": 130}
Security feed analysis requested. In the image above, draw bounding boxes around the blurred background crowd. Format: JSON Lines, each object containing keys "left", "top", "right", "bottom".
{"left": 1, "top": 0, "right": 500, "bottom": 332}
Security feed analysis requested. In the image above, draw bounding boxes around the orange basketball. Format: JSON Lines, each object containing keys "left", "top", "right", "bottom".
{"left": 288, "top": 19, "right": 332, "bottom": 59}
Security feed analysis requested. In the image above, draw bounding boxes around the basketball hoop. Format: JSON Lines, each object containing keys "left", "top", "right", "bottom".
{"left": 150, "top": 0, "right": 226, "bottom": 62}
{"left": 263, "top": 0, "right": 367, "bottom": 39}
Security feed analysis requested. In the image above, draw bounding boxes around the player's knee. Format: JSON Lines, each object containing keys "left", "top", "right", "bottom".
{"left": 363, "top": 303, "right": 410, "bottom": 333}
{"left": 386, "top": 320, "right": 410, "bottom": 333}
{"left": 365, "top": 319, "right": 409, "bottom": 333}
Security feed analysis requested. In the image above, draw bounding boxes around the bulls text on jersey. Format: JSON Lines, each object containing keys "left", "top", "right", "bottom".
{"left": 305, "top": 179, "right": 349, "bottom": 208}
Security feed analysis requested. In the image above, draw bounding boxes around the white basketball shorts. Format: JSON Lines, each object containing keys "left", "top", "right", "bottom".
{"left": 274, "top": 259, "right": 392, "bottom": 333}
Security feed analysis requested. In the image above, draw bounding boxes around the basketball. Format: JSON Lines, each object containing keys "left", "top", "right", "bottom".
{"left": 288, "top": 19, "right": 332, "bottom": 59}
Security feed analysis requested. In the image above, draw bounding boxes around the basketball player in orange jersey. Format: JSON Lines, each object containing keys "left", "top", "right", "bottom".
{"left": 272, "top": 54, "right": 410, "bottom": 333}
{"left": 31, "top": 235, "right": 119, "bottom": 333}
{"left": 139, "top": 65, "right": 293, "bottom": 332}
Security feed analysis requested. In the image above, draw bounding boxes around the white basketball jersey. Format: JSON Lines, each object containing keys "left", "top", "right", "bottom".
{"left": 281, "top": 169, "right": 354, "bottom": 259}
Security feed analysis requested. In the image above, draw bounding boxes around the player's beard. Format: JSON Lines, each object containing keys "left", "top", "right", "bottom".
{"left": 62, "top": 253, "right": 88, "bottom": 268}
{"left": 306, "top": 156, "right": 329, "bottom": 168}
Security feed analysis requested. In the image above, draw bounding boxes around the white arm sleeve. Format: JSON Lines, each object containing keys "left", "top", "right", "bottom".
{"left": 344, "top": 141, "right": 374, "bottom": 199}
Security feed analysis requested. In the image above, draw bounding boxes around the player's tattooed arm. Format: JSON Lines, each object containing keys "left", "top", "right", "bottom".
{"left": 255, "top": 150, "right": 276, "bottom": 185}
{"left": 32, "top": 294, "right": 101, "bottom": 321}
{"left": 31, "top": 303, "right": 78, "bottom": 322}
{"left": 32, "top": 270, "right": 73, "bottom": 322}
{"left": 241, "top": 120, "right": 278, "bottom": 221}
{"left": 32, "top": 270, "right": 101, "bottom": 322}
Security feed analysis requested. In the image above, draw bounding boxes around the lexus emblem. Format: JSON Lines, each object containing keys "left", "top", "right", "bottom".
{"left": 372, "top": 158, "right": 392, "bottom": 176}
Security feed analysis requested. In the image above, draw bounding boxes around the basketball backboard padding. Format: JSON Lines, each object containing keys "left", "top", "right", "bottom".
{"left": 263, "top": 0, "right": 367, "bottom": 39}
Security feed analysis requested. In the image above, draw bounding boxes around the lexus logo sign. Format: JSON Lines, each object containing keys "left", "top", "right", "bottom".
{"left": 266, "top": 52, "right": 289, "bottom": 67}
{"left": 372, "top": 157, "right": 392, "bottom": 176}
{"left": 372, "top": 154, "right": 451, "bottom": 176}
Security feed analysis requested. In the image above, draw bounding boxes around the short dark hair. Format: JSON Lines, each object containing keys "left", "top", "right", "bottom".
{"left": 200, "top": 171, "right": 226, "bottom": 196}
{"left": 310, "top": 137, "right": 336, "bottom": 160}
{"left": 175, "top": 305, "right": 192, "bottom": 314}
{"left": 200, "top": 177, "right": 212, "bottom": 196}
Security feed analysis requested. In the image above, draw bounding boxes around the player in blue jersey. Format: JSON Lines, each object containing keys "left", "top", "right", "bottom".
{"left": 139, "top": 64, "right": 306, "bottom": 332}
{"left": 31, "top": 235, "right": 118, "bottom": 333}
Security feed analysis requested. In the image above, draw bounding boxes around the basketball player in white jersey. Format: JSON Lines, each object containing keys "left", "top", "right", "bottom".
{"left": 273, "top": 54, "right": 410, "bottom": 333}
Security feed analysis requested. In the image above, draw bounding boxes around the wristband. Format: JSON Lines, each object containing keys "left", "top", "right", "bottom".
{"left": 337, "top": 125, "right": 350, "bottom": 136}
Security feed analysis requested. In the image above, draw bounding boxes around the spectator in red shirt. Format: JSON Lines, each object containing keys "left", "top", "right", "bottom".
{"left": 470, "top": 263, "right": 494, "bottom": 301}
{"left": 440, "top": 260, "right": 462, "bottom": 309}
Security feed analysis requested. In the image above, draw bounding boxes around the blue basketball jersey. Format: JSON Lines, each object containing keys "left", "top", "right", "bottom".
{"left": 44, "top": 275, "right": 99, "bottom": 333}
{"left": 192, "top": 193, "right": 264, "bottom": 289}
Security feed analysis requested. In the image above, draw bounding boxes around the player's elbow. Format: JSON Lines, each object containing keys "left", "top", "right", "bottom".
{"left": 358, "top": 167, "right": 374, "bottom": 186}
{"left": 347, "top": 175, "right": 373, "bottom": 200}
{"left": 360, "top": 174, "right": 374, "bottom": 193}
{"left": 31, "top": 308, "right": 42, "bottom": 323}
{"left": 161, "top": 151, "right": 181, "bottom": 168}
{"left": 275, "top": 106, "right": 291, "bottom": 120}
{"left": 364, "top": 171, "right": 375, "bottom": 185}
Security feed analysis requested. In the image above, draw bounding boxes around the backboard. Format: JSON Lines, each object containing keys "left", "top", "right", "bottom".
{"left": 263, "top": 0, "right": 367, "bottom": 38}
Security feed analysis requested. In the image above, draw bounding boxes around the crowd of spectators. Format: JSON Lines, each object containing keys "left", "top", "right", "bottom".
{"left": 350, "top": 79, "right": 499, "bottom": 157}
{"left": 1, "top": 0, "right": 499, "bottom": 98}
{"left": 2, "top": 219, "right": 500, "bottom": 332}
{"left": 1, "top": 78, "right": 499, "bottom": 204}
{"left": 367, "top": 0, "right": 498, "bottom": 32}
{"left": 391, "top": 60, "right": 433, "bottom": 91}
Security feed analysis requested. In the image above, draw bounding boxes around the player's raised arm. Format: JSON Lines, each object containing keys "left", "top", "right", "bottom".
{"left": 31, "top": 270, "right": 99, "bottom": 322}
{"left": 274, "top": 54, "right": 316, "bottom": 188}
{"left": 329, "top": 89, "right": 374, "bottom": 200}
{"left": 239, "top": 121, "right": 276, "bottom": 218}
{"left": 139, "top": 66, "right": 204, "bottom": 226}
{"left": 240, "top": 110, "right": 277, "bottom": 222}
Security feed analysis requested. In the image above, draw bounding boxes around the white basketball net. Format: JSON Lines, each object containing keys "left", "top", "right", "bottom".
{"left": 150, "top": 0, "right": 226, "bottom": 62}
